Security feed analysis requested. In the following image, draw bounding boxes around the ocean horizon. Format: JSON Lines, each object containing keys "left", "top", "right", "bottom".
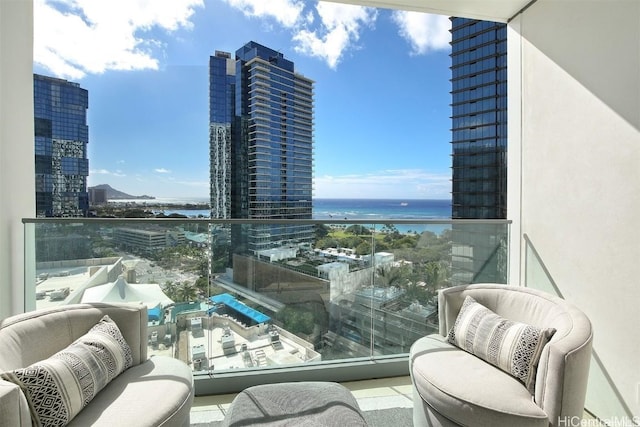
{"left": 313, "top": 198, "right": 451, "bottom": 220}
{"left": 122, "top": 198, "right": 453, "bottom": 226}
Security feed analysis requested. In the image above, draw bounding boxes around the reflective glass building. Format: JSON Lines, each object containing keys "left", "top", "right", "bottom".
{"left": 450, "top": 19, "right": 508, "bottom": 285}
{"left": 209, "top": 42, "right": 314, "bottom": 253}
{"left": 450, "top": 18, "right": 507, "bottom": 219}
{"left": 33, "top": 74, "right": 89, "bottom": 217}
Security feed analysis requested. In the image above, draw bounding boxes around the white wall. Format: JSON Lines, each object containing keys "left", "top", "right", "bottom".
{"left": 0, "top": 0, "right": 35, "bottom": 319}
{"left": 512, "top": 0, "right": 640, "bottom": 420}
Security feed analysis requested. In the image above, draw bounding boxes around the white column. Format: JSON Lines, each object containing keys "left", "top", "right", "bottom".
{"left": 506, "top": 15, "right": 523, "bottom": 286}
{"left": 0, "top": 0, "right": 35, "bottom": 318}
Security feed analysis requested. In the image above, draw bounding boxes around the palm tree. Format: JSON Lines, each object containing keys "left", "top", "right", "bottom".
{"left": 424, "top": 262, "right": 443, "bottom": 287}
{"left": 162, "top": 280, "right": 180, "bottom": 302}
{"left": 177, "top": 281, "right": 198, "bottom": 302}
{"left": 375, "top": 265, "right": 409, "bottom": 288}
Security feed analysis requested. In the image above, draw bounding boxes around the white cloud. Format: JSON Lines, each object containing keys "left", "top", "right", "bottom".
{"left": 391, "top": 11, "right": 450, "bottom": 55}
{"left": 175, "top": 180, "right": 209, "bottom": 188}
{"left": 154, "top": 168, "right": 172, "bottom": 174}
{"left": 292, "top": 2, "right": 377, "bottom": 69}
{"left": 219, "top": 1, "right": 377, "bottom": 69}
{"left": 35, "top": 0, "right": 448, "bottom": 78}
{"left": 34, "top": 0, "right": 204, "bottom": 79}
{"left": 315, "top": 169, "right": 450, "bottom": 199}
{"left": 222, "top": 0, "right": 305, "bottom": 28}
{"left": 90, "top": 168, "right": 126, "bottom": 177}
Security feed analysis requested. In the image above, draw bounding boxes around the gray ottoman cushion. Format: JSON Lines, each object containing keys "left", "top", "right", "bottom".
{"left": 223, "top": 382, "right": 367, "bottom": 426}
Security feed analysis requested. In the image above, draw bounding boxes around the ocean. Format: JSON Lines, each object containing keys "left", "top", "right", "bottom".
{"left": 152, "top": 198, "right": 452, "bottom": 233}
{"left": 313, "top": 198, "right": 451, "bottom": 221}
{"left": 313, "top": 198, "right": 452, "bottom": 234}
{"left": 147, "top": 198, "right": 451, "bottom": 219}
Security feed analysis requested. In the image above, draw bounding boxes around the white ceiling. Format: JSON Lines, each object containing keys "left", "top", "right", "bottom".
{"left": 324, "top": 0, "right": 535, "bottom": 23}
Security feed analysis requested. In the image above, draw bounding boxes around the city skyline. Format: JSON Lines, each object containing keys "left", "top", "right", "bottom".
{"left": 33, "top": 0, "right": 453, "bottom": 199}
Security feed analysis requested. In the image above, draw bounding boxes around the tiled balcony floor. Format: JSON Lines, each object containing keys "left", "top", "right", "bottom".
{"left": 190, "top": 375, "right": 598, "bottom": 426}
{"left": 189, "top": 375, "right": 414, "bottom": 425}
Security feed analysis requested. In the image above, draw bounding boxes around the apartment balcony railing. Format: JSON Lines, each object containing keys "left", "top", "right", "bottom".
{"left": 22, "top": 218, "right": 510, "bottom": 395}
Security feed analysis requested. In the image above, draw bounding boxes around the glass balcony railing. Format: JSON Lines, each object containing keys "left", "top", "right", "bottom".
{"left": 23, "top": 218, "right": 510, "bottom": 394}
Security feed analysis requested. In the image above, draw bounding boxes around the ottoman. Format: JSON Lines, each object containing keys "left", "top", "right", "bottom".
{"left": 222, "top": 382, "right": 368, "bottom": 426}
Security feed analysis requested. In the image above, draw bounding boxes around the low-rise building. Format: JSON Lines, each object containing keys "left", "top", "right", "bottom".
{"left": 114, "top": 227, "right": 185, "bottom": 252}
{"left": 344, "top": 287, "right": 438, "bottom": 354}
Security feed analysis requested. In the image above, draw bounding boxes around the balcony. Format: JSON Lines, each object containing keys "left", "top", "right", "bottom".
{"left": 22, "top": 218, "right": 509, "bottom": 395}
{"left": 2, "top": 0, "right": 639, "bottom": 423}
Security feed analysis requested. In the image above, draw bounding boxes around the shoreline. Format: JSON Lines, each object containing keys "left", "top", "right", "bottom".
{"left": 104, "top": 201, "right": 210, "bottom": 210}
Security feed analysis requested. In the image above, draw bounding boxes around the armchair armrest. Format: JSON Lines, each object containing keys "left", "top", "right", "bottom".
{"left": 0, "top": 379, "right": 31, "bottom": 427}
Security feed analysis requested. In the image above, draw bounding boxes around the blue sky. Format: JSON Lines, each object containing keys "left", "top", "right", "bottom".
{"left": 34, "top": 0, "right": 453, "bottom": 199}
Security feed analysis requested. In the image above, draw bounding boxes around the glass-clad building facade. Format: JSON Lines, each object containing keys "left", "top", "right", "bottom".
{"left": 209, "top": 41, "right": 315, "bottom": 254}
{"left": 450, "top": 18, "right": 507, "bottom": 220}
{"left": 209, "top": 51, "right": 236, "bottom": 220}
{"left": 34, "top": 74, "right": 89, "bottom": 217}
{"left": 450, "top": 19, "right": 508, "bottom": 285}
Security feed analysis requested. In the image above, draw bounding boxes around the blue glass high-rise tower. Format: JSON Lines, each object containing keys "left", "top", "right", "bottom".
{"left": 450, "top": 19, "right": 508, "bottom": 285}
{"left": 209, "top": 50, "right": 236, "bottom": 221}
{"left": 450, "top": 18, "right": 507, "bottom": 219}
{"left": 34, "top": 74, "right": 89, "bottom": 217}
{"left": 209, "top": 42, "right": 314, "bottom": 254}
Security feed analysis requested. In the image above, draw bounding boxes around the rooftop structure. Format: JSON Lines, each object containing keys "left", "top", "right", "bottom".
{"left": 81, "top": 275, "right": 174, "bottom": 310}
{"left": 34, "top": 257, "right": 124, "bottom": 309}
{"left": 186, "top": 320, "right": 320, "bottom": 372}
{"left": 209, "top": 293, "right": 271, "bottom": 325}
{"left": 353, "top": 286, "right": 405, "bottom": 310}
{"left": 114, "top": 227, "right": 186, "bottom": 253}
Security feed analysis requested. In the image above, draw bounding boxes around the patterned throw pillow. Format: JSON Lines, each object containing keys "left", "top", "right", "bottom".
{"left": 448, "top": 296, "right": 555, "bottom": 394}
{"left": 0, "top": 315, "right": 133, "bottom": 427}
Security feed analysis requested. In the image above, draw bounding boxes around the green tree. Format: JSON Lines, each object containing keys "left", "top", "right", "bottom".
{"left": 375, "top": 265, "right": 410, "bottom": 288}
{"left": 195, "top": 276, "right": 209, "bottom": 297}
{"left": 177, "top": 281, "right": 198, "bottom": 302}
{"left": 394, "top": 235, "right": 418, "bottom": 249}
{"left": 314, "top": 224, "right": 330, "bottom": 239}
{"left": 316, "top": 237, "right": 339, "bottom": 250}
{"left": 122, "top": 208, "right": 153, "bottom": 218}
{"left": 424, "top": 262, "right": 443, "bottom": 286}
{"left": 339, "top": 236, "right": 364, "bottom": 249}
{"left": 381, "top": 223, "right": 399, "bottom": 235}
{"left": 163, "top": 280, "right": 198, "bottom": 302}
{"left": 355, "top": 241, "right": 372, "bottom": 256}
{"left": 374, "top": 240, "right": 389, "bottom": 251}
{"left": 163, "top": 281, "right": 180, "bottom": 302}
{"left": 345, "top": 225, "right": 371, "bottom": 235}
{"left": 277, "top": 307, "right": 314, "bottom": 335}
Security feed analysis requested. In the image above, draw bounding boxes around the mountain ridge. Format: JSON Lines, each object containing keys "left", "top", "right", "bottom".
{"left": 89, "top": 184, "right": 155, "bottom": 200}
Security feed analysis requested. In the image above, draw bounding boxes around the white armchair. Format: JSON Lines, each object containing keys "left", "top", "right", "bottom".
{"left": 0, "top": 303, "right": 194, "bottom": 426}
{"left": 410, "top": 284, "right": 592, "bottom": 427}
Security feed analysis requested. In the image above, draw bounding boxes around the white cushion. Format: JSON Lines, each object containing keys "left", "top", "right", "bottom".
{"left": 447, "top": 296, "right": 555, "bottom": 393}
{"left": 0, "top": 315, "right": 132, "bottom": 427}
{"left": 411, "top": 335, "right": 549, "bottom": 427}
